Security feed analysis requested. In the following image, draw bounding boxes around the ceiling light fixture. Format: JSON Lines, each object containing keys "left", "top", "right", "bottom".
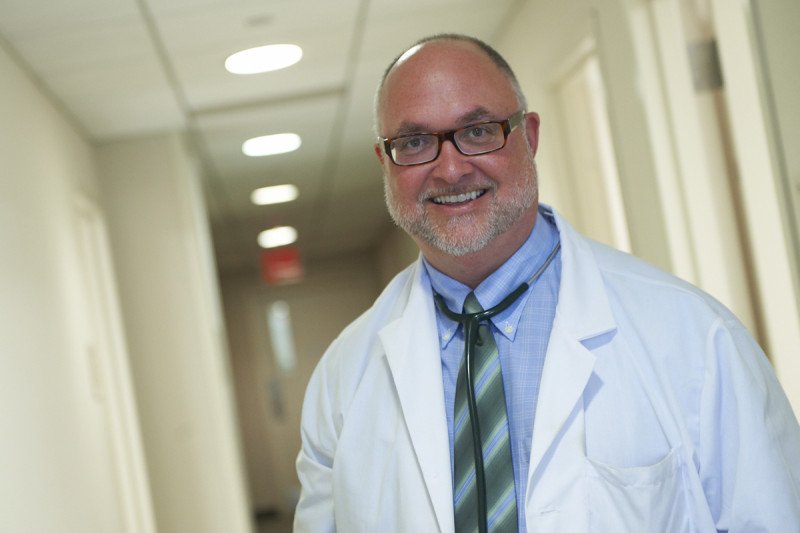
{"left": 225, "top": 44, "right": 302, "bottom": 75}
{"left": 258, "top": 226, "right": 298, "bottom": 249}
{"left": 251, "top": 184, "right": 299, "bottom": 206}
{"left": 243, "top": 133, "right": 301, "bottom": 157}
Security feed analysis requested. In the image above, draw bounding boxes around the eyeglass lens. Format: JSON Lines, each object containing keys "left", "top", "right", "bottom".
{"left": 390, "top": 122, "right": 506, "bottom": 166}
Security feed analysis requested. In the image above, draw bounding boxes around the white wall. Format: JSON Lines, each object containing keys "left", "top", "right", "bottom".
{"left": 97, "top": 133, "right": 252, "bottom": 533}
{"left": 0, "top": 39, "right": 152, "bottom": 532}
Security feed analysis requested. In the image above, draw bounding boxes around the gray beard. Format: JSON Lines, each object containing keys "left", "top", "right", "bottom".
{"left": 384, "top": 162, "right": 537, "bottom": 257}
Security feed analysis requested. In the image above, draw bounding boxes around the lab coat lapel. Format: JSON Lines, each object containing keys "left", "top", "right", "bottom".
{"left": 379, "top": 262, "right": 454, "bottom": 533}
{"left": 529, "top": 211, "right": 618, "bottom": 481}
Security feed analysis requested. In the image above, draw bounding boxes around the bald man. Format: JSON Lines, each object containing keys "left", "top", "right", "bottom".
{"left": 294, "top": 34, "right": 800, "bottom": 532}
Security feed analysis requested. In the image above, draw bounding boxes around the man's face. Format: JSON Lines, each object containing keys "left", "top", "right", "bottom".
{"left": 374, "top": 41, "right": 540, "bottom": 260}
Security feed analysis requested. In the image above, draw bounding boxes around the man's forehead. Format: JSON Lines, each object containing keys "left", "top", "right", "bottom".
{"left": 383, "top": 44, "right": 508, "bottom": 100}
{"left": 377, "top": 39, "right": 518, "bottom": 134}
{"left": 393, "top": 43, "right": 425, "bottom": 67}
{"left": 388, "top": 39, "right": 488, "bottom": 77}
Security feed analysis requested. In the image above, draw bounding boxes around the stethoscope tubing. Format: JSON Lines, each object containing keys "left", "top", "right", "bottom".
{"left": 433, "top": 241, "right": 560, "bottom": 532}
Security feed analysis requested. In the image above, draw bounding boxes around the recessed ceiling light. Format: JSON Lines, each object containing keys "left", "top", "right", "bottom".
{"left": 242, "top": 133, "right": 301, "bottom": 157}
{"left": 258, "top": 226, "right": 298, "bottom": 249}
{"left": 225, "top": 44, "right": 302, "bottom": 74}
{"left": 251, "top": 184, "right": 299, "bottom": 206}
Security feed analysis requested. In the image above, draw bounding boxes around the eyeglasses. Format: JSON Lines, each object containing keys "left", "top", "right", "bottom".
{"left": 380, "top": 111, "right": 524, "bottom": 166}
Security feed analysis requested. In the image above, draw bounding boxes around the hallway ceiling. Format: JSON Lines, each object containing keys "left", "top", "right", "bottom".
{"left": 0, "top": 0, "right": 521, "bottom": 274}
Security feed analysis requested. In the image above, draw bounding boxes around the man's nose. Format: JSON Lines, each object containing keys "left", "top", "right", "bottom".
{"left": 431, "top": 139, "right": 472, "bottom": 182}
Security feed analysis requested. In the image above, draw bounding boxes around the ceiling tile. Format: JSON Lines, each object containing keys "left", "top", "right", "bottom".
{"left": 45, "top": 62, "right": 183, "bottom": 138}
{"left": 6, "top": 16, "right": 157, "bottom": 75}
{"left": 0, "top": 0, "right": 139, "bottom": 36}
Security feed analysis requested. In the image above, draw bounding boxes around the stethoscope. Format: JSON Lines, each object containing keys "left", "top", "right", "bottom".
{"left": 432, "top": 241, "right": 560, "bottom": 532}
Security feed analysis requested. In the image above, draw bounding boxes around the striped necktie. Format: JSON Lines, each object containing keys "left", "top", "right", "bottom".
{"left": 453, "top": 292, "right": 518, "bottom": 532}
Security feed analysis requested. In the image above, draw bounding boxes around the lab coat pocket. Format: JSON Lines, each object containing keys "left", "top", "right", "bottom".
{"left": 585, "top": 446, "right": 692, "bottom": 532}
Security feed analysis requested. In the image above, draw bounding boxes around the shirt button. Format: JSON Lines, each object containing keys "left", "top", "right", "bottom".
{"left": 504, "top": 324, "right": 514, "bottom": 334}
{"left": 443, "top": 331, "right": 451, "bottom": 341}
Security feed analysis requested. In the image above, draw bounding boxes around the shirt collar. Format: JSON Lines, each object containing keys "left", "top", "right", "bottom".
{"left": 423, "top": 207, "right": 560, "bottom": 349}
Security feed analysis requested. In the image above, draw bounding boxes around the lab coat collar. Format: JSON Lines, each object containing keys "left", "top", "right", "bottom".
{"left": 547, "top": 206, "right": 617, "bottom": 340}
{"left": 377, "top": 207, "right": 619, "bottom": 530}
{"left": 379, "top": 261, "right": 454, "bottom": 533}
{"left": 527, "top": 207, "right": 619, "bottom": 486}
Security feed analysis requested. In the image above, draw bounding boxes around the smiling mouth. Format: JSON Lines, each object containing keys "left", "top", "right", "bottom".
{"left": 430, "top": 189, "right": 487, "bottom": 205}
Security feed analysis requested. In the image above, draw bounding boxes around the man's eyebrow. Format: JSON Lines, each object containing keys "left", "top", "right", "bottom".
{"left": 388, "top": 107, "right": 497, "bottom": 138}
{"left": 458, "top": 107, "right": 494, "bottom": 125}
{"left": 391, "top": 122, "right": 429, "bottom": 138}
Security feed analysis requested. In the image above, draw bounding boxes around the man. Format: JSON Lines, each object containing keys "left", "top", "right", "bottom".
{"left": 294, "top": 34, "right": 800, "bottom": 532}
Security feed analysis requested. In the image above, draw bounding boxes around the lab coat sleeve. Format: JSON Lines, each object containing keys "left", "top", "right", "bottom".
{"left": 698, "top": 316, "right": 800, "bottom": 531}
{"left": 294, "top": 352, "right": 339, "bottom": 533}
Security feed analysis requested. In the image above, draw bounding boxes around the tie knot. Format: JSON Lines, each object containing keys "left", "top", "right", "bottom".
{"left": 463, "top": 291, "right": 485, "bottom": 314}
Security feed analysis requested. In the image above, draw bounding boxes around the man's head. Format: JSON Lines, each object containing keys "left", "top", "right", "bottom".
{"left": 373, "top": 35, "right": 541, "bottom": 278}
{"left": 374, "top": 34, "right": 528, "bottom": 133}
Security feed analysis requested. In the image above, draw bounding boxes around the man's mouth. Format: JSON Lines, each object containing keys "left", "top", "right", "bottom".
{"left": 430, "top": 189, "right": 487, "bottom": 205}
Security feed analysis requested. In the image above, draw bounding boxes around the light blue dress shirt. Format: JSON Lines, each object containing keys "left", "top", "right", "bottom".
{"left": 422, "top": 207, "right": 562, "bottom": 532}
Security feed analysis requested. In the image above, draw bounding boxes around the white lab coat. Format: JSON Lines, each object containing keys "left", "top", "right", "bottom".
{"left": 294, "top": 208, "right": 800, "bottom": 532}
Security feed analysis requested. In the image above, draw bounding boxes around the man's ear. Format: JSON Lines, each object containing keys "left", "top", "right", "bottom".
{"left": 524, "top": 112, "right": 541, "bottom": 157}
{"left": 374, "top": 143, "right": 385, "bottom": 165}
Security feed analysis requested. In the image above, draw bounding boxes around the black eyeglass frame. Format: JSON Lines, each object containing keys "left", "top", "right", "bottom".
{"left": 380, "top": 110, "right": 525, "bottom": 166}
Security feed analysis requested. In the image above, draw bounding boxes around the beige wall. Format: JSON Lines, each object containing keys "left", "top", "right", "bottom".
{"left": 0, "top": 38, "right": 151, "bottom": 532}
{"left": 1, "top": 31, "right": 254, "bottom": 532}
{"left": 499, "top": 0, "right": 676, "bottom": 272}
{"left": 711, "top": 0, "right": 800, "bottom": 412}
{"left": 97, "top": 133, "right": 252, "bottom": 533}
{"left": 221, "top": 251, "right": 384, "bottom": 519}
{"left": 756, "top": 0, "right": 800, "bottom": 245}
{"left": 376, "top": 223, "right": 420, "bottom": 286}
{"left": 756, "top": 0, "right": 800, "bottom": 402}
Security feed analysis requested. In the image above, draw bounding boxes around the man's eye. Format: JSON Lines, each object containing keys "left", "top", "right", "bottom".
{"left": 467, "top": 126, "right": 489, "bottom": 137}
{"left": 460, "top": 123, "right": 500, "bottom": 144}
{"left": 396, "top": 136, "right": 431, "bottom": 153}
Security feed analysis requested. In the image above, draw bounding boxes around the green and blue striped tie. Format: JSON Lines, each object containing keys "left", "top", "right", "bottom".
{"left": 453, "top": 292, "right": 518, "bottom": 532}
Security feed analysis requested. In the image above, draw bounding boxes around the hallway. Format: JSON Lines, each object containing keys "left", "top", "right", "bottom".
{"left": 1, "top": 0, "right": 798, "bottom": 531}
